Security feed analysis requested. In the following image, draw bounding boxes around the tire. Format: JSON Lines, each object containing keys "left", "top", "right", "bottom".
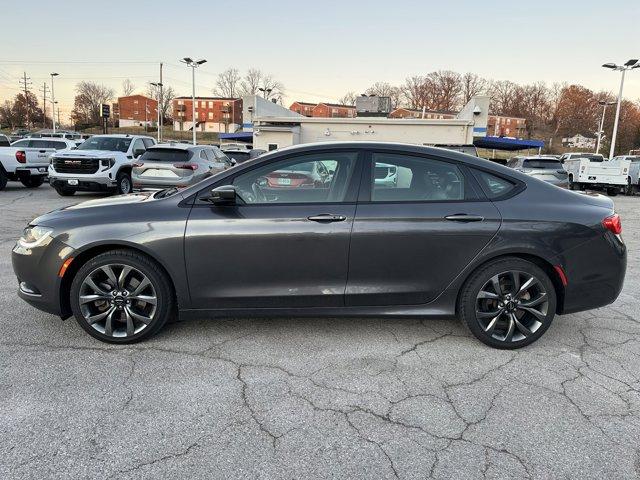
{"left": 20, "top": 176, "right": 45, "bottom": 188}
{"left": 116, "top": 170, "right": 132, "bottom": 194}
{"left": 458, "top": 257, "right": 557, "bottom": 349}
{"left": 568, "top": 176, "right": 579, "bottom": 191}
{"left": 606, "top": 187, "right": 619, "bottom": 197}
{"left": 0, "top": 169, "right": 7, "bottom": 191}
{"left": 54, "top": 185, "right": 76, "bottom": 196}
{"left": 70, "top": 249, "right": 174, "bottom": 344}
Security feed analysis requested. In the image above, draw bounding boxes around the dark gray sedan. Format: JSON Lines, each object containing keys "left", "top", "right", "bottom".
{"left": 12, "top": 142, "right": 626, "bottom": 348}
{"left": 132, "top": 143, "right": 233, "bottom": 189}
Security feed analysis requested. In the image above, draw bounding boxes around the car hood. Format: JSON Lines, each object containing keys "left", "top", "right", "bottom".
{"left": 52, "top": 150, "right": 124, "bottom": 159}
{"left": 31, "top": 192, "right": 156, "bottom": 226}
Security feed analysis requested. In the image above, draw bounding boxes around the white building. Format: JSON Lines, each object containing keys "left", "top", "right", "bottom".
{"left": 251, "top": 96, "right": 490, "bottom": 151}
{"left": 562, "top": 134, "right": 596, "bottom": 149}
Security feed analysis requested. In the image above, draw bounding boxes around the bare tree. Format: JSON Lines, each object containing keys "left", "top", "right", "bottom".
{"left": 365, "top": 82, "right": 402, "bottom": 108}
{"left": 213, "top": 68, "right": 241, "bottom": 98}
{"left": 237, "top": 68, "right": 284, "bottom": 100}
{"left": 70, "top": 81, "right": 115, "bottom": 125}
{"left": 121, "top": 79, "right": 136, "bottom": 97}
{"left": 337, "top": 91, "right": 357, "bottom": 106}
{"left": 461, "top": 73, "right": 487, "bottom": 104}
{"left": 427, "top": 71, "right": 463, "bottom": 112}
{"left": 401, "top": 76, "right": 429, "bottom": 110}
{"left": 239, "top": 68, "right": 262, "bottom": 96}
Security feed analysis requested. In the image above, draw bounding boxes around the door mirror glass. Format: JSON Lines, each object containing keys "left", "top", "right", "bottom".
{"left": 206, "top": 185, "right": 237, "bottom": 205}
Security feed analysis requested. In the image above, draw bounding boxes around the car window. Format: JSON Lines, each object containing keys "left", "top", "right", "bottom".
{"left": 132, "top": 138, "right": 145, "bottom": 154}
{"left": 370, "top": 153, "right": 465, "bottom": 202}
{"left": 139, "top": 148, "right": 190, "bottom": 162}
{"left": 199, "top": 149, "right": 209, "bottom": 161}
{"left": 78, "top": 137, "right": 132, "bottom": 152}
{"left": 232, "top": 152, "right": 357, "bottom": 204}
{"left": 30, "top": 140, "right": 49, "bottom": 148}
{"left": 11, "top": 139, "right": 31, "bottom": 147}
{"left": 142, "top": 138, "right": 155, "bottom": 149}
{"left": 473, "top": 170, "right": 517, "bottom": 199}
{"left": 523, "top": 159, "right": 562, "bottom": 169}
{"left": 47, "top": 141, "right": 68, "bottom": 150}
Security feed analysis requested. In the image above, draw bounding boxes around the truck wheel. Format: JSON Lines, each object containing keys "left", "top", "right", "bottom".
{"left": 20, "top": 176, "right": 45, "bottom": 188}
{"left": 625, "top": 178, "right": 635, "bottom": 196}
{"left": 116, "top": 171, "right": 132, "bottom": 194}
{"left": 54, "top": 185, "right": 76, "bottom": 196}
{"left": 568, "top": 177, "right": 579, "bottom": 191}
{"left": 0, "top": 169, "right": 7, "bottom": 191}
{"left": 606, "top": 187, "right": 619, "bottom": 197}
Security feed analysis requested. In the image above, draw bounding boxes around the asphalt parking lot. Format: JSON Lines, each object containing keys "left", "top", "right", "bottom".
{"left": 1, "top": 185, "right": 639, "bottom": 480}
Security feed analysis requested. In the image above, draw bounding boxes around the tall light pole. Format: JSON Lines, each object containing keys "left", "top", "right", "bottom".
{"left": 150, "top": 82, "right": 163, "bottom": 142}
{"left": 180, "top": 57, "right": 207, "bottom": 145}
{"left": 258, "top": 87, "right": 272, "bottom": 99}
{"left": 50, "top": 73, "right": 59, "bottom": 132}
{"left": 602, "top": 59, "right": 640, "bottom": 158}
{"left": 595, "top": 100, "right": 616, "bottom": 154}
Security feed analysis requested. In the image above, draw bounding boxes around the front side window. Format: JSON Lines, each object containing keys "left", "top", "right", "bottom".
{"left": 232, "top": 152, "right": 357, "bottom": 204}
{"left": 370, "top": 153, "right": 465, "bottom": 202}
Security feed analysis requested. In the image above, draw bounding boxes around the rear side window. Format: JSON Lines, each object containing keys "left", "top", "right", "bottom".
{"left": 370, "top": 153, "right": 466, "bottom": 202}
{"left": 473, "top": 170, "right": 517, "bottom": 199}
{"left": 30, "top": 140, "right": 49, "bottom": 148}
{"left": 47, "top": 141, "right": 68, "bottom": 150}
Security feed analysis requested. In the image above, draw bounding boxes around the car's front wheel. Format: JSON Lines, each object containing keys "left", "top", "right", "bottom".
{"left": 116, "top": 171, "right": 132, "bottom": 194}
{"left": 70, "top": 250, "right": 174, "bottom": 343}
{"left": 458, "top": 257, "right": 557, "bottom": 349}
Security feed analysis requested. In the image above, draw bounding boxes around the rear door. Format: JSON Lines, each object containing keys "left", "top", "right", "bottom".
{"left": 346, "top": 151, "right": 502, "bottom": 306}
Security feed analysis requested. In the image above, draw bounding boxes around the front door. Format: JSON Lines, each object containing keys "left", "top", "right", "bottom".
{"left": 346, "top": 151, "right": 502, "bottom": 306}
{"left": 184, "top": 150, "right": 362, "bottom": 309}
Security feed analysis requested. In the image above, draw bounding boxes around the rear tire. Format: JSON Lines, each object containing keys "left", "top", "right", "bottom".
{"left": 568, "top": 176, "right": 579, "bottom": 191}
{"left": 0, "top": 169, "right": 7, "bottom": 191}
{"left": 606, "top": 187, "right": 619, "bottom": 196}
{"left": 116, "top": 171, "right": 132, "bottom": 194}
{"left": 458, "top": 257, "right": 557, "bottom": 349}
{"left": 54, "top": 185, "right": 76, "bottom": 196}
{"left": 70, "top": 250, "right": 174, "bottom": 344}
{"left": 20, "top": 176, "right": 45, "bottom": 188}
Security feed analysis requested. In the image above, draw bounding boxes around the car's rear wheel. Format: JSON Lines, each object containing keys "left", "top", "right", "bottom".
{"left": 20, "top": 176, "right": 45, "bottom": 188}
{"left": 458, "top": 258, "right": 557, "bottom": 349}
{"left": 0, "top": 169, "right": 7, "bottom": 191}
{"left": 568, "top": 176, "right": 580, "bottom": 191}
{"left": 606, "top": 187, "right": 619, "bottom": 196}
{"left": 625, "top": 178, "right": 634, "bottom": 196}
{"left": 54, "top": 185, "right": 76, "bottom": 196}
{"left": 116, "top": 171, "right": 132, "bottom": 194}
{"left": 70, "top": 250, "right": 174, "bottom": 343}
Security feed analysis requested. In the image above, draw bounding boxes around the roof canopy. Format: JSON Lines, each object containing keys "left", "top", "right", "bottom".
{"left": 218, "top": 132, "right": 253, "bottom": 142}
{"left": 474, "top": 136, "right": 544, "bottom": 151}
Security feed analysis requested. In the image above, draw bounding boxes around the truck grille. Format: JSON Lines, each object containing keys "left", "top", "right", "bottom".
{"left": 53, "top": 157, "right": 99, "bottom": 174}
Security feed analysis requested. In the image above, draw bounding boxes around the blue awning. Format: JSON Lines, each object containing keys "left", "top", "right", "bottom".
{"left": 474, "top": 136, "right": 544, "bottom": 151}
{"left": 218, "top": 132, "right": 253, "bottom": 141}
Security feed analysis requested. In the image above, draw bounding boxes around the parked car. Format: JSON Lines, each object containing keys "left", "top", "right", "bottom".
{"left": 614, "top": 155, "right": 640, "bottom": 195}
{"left": 0, "top": 134, "right": 11, "bottom": 147}
{"left": 132, "top": 143, "right": 233, "bottom": 190}
{"left": 506, "top": 155, "right": 567, "bottom": 187}
{"left": 562, "top": 153, "right": 629, "bottom": 195}
{"left": 48, "top": 134, "right": 156, "bottom": 196}
{"left": 11, "top": 128, "right": 30, "bottom": 137}
{"left": 0, "top": 138, "right": 77, "bottom": 191}
{"left": 263, "top": 159, "right": 333, "bottom": 189}
{"left": 12, "top": 142, "right": 626, "bottom": 348}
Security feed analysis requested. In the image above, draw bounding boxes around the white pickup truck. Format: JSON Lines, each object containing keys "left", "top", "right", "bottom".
{"left": 0, "top": 138, "right": 77, "bottom": 191}
{"left": 612, "top": 154, "right": 640, "bottom": 195}
{"left": 561, "top": 152, "right": 630, "bottom": 196}
{"left": 48, "top": 134, "right": 156, "bottom": 196}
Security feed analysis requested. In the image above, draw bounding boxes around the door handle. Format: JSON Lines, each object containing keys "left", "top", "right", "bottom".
{"left": 307, "top": 214, "right": 347, "bottom": 222}
{"left": 444, "top": 214, "right": 484, "bottom": 222}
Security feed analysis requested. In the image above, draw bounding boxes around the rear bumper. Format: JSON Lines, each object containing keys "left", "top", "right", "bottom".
{"left": 559, "top": 232, "right": 627, "bottom": 314}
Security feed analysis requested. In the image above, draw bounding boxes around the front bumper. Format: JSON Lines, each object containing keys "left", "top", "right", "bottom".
{"left": 50, "top": 176, "right": 116, "bottom": 191}
{"left": 12, "top": 236, "right": 75, "bottom": 317}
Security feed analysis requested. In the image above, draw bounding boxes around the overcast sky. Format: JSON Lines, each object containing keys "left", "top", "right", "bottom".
{"left": 1, "top": 0, "right": 638, "bottom": 122}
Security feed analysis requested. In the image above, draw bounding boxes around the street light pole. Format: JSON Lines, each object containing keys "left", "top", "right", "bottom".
{"left": 150, "top": 81, "right": 163, "bottom": 142}
{"left": 50, "top": 73, "right": 59, "bottom": 133}
{"left": 180, "top": 57, "right": 207, "bottom": 146}
{"left": 602, "top": 59, "right": 639, "bottom": 158}
{"left": 596, "top": 100, "right": 615, "bottom": 154}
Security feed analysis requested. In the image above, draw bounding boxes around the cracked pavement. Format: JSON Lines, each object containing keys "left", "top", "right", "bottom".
{"left": 1, "top": 185, "right": 639, "bottom": 479}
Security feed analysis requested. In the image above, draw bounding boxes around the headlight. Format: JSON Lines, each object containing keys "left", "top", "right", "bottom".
{"left": 101, "top": 158, "right": 116, "bottom": 168}
{"left": 18, "top": 226, "right": 53, "bottom": 248}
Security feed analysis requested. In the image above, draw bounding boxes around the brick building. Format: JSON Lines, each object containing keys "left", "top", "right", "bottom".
{"left": 172, "top": 97, "right": 243, "bottom": 133}
{"left": 487, "top": 115, "right": 526, "bottom": 137}
{"left": 117, "top": 95, "right": 158, "bottom": 128}
{"left": 289, "top": 101, "right": 356, "bottom": 118}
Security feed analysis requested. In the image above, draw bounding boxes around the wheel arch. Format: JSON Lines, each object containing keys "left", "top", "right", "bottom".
{"left": 59, "top": 242, "right": 178, "bottom": 318}
{"left": 456, "top": 252, "right": 565, "bottom": 315}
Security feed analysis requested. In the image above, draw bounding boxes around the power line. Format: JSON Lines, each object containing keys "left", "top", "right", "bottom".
{"left": 0, "top": 60, "right": 159, "bottom": 65}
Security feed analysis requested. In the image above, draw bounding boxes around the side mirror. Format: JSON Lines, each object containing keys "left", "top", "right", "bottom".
{"left": 133, "top": 148, "right": 145, "bottom": 158}
{"left": 205, "top": 185, "right": 237, "bottom": 205}
{"left": 231, "top": 159, "right": 237, "bottom": 166}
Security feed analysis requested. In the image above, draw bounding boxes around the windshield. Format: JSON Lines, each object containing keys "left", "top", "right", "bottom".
{"left": 77, "top": 137, "right": 132, "bottom": 152}
{"left": 577, "top": 154, "right": 604, "bottom": 162}
{"left": 523, "top": 159, "right": 562, "bottom": 169}
{"left": 140, "top": 148, "right": 190, "bottom": 162}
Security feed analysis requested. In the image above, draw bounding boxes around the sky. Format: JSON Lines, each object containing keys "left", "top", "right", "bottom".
{"left": 1, "top": 0, "right": 639, "bottom": 123}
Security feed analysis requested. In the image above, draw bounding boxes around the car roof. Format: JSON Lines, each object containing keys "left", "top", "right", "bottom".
{"left": 148, "top": 142, "right": 209, "bottom": 151}
{"left": 89, "top": 134, "right": 155, "bottom": 140}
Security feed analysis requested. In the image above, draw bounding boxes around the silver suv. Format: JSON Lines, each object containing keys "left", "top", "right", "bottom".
{"left": 507, "top": 155, "right": 567, "bottom": 187}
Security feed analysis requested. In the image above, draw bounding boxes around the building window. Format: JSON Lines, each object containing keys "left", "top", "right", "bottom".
{"left": 178, "top": 100, "right": 184, "bottom": 105}
{"left": 268, "top": 143, "right": 278, "bottom": 151}
{"left": 208, "top": 101, "right": 213, "bottom": 108}
{"left": 208, "top": 112, "right": 213, "bottom": 120}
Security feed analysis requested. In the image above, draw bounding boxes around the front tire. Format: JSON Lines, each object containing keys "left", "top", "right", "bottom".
{"left": 116, "top": 171, "right": 132, "bottom": 194}
{"left": 20, "top": 176, "right": 45, "bottom": 188}
{"left": 458, "top": 257, "right": 557, "bottom": 349}
{"left": 54, "top": 185, "right": 76, "bottom": 196}
{"left": 70, "top": 250, "right": 174, "bottom": 343}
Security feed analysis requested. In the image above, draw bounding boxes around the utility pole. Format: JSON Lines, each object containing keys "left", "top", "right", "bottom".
{"left": 50, "top": 73, "right": 59, "bottom": 133}
{"left": 39, "top": 83, "right": 50, "bottom": 128}
{"left": 159, "top": 62, "right": 163, "bottom": 142}
{"left": 19, "top": 72, "right": 32, "bottom": 128}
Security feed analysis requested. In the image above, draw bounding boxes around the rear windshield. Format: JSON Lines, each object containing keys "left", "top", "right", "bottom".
{"left": 140, "top": 148, "right": 191, "bottom": 162}
{"left": 225, "top": 151, "right": 251, "bottom": 162}
{"left": 523, "top": 159, "right": 561, "bottom": 169}
{"left": 78, "top": 137, "right": 132, "bottom": 152}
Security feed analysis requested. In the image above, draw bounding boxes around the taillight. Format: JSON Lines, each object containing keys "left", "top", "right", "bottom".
{"left": 173, "top": 163, "right": 198, "bottom": 170}
{"left": 16, "top": 151, "right": 26, "bottom": 163}
{"left": 602, "top": 214, "right": 622, "bottom": 235}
